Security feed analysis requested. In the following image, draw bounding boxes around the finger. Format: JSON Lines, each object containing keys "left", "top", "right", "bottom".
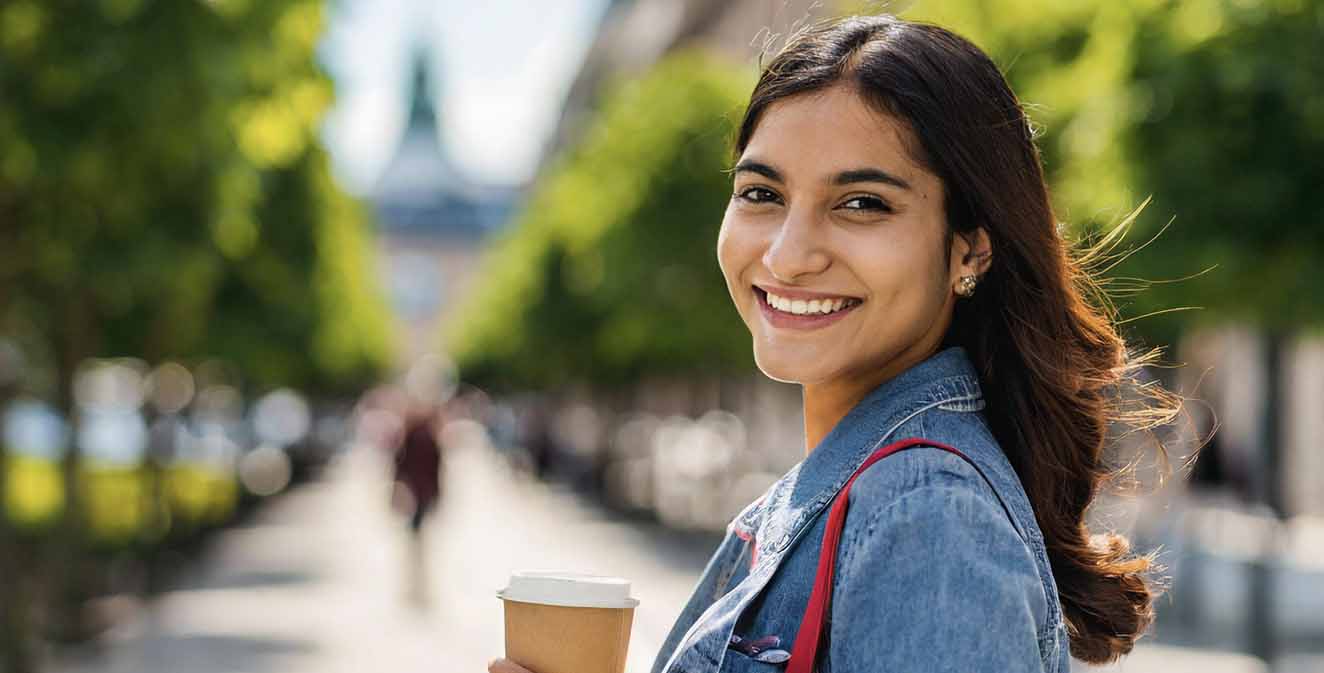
{"left": 487, "top": 658, "right": 533, "bottom": 673}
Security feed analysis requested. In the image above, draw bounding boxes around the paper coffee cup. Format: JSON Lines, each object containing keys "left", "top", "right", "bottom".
{"left": 497, "top": 571, "right": 639, "bottom": 673}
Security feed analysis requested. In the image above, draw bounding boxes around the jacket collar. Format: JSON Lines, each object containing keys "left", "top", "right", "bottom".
{"left": 750, "top": 345, "right": 985, "bottom": 562}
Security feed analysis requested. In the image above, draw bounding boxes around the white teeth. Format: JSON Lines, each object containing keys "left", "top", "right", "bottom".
{"left": 764, "top": 291, "right": 857, "bottom": 316}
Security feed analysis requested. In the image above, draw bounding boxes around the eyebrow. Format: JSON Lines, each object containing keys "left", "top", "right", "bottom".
{"left": 731, "top": 160, "right": 911, "bottom": 190}
{"left": 833, "top": 168, "right": 911, "bottom": 190}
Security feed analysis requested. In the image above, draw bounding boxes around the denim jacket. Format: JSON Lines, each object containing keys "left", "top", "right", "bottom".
{"left": 650, "top": 346, "right": 1071, "bottom": 673}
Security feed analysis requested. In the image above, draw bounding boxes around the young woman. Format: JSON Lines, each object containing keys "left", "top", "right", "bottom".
{"left": 492, "top": 13, "right": 1180, "bottom": 673}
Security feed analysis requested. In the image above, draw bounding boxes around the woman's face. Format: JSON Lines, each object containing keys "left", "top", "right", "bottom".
{"left": 718, "top": 84, "right": 970, "bottom": 387}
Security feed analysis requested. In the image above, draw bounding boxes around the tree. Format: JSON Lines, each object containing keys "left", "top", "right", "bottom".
{"left": 448, "top": 52, "right": 754, "bottom": 389}
{"left": 0, "top": 0, "right": 391, "bottom": 399}
{"left": 1121, "top": 1, "right": 1324, "bottom": 332}
{"left": 881, "top": 0, "right": 1323, "bottom": 339}
{"left": 0, "top": 1, "right": 392, "bottom": 666}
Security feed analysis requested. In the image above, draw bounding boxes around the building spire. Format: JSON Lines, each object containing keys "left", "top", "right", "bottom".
{"left": 406, "top": 48, "right": 438, "bottom": 134}
{"left": 373, "top": 44, "right": 455, "bottom": 201}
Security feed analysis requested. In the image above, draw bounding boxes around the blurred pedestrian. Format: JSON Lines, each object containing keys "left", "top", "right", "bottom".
{"left": 391, "top": 400, "right": 443, "bottom": 608}
{"left": 393, "top": 402, "right": 443, "bottom": 534}
{"left": 491, "top": 11, "right": 1190, "bottom": 673}
{"left": 521, "top": 401, "right": 556, "bottom": 480}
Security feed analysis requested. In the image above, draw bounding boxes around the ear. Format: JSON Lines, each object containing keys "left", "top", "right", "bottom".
{"left": 951, "top": 226, "right": 992, "bottom": 280}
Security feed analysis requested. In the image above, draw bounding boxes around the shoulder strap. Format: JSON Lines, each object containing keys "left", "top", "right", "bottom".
{"left": 785, "top": 437, "right": 973, "bottom": 673}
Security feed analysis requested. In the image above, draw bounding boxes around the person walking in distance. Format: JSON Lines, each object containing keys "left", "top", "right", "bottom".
{"left": 393, "top": 400, "right": 444, "bottom": 606}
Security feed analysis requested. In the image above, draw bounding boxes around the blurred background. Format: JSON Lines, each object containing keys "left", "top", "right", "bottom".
{"left": 0, "top": 0, "right": 1321, "bottom": 672}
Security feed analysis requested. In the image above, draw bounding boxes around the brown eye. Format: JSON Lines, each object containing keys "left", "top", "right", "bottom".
{"left": 734, "top": 186, "right": 781, "bottom": 204}
{"left": 839, "top": 195, "right": 892, "bottom": 213}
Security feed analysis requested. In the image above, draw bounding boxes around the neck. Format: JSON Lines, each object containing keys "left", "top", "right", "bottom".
{"left": 801, "top": 344, "right": 940, "bottom": 454}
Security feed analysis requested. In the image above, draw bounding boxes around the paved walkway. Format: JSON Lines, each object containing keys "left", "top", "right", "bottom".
{"left": 48, "top": 440, "right": 1285, "bottom": 673}
{"left": 50, "top": 442, "right": 715, "bottom": 673}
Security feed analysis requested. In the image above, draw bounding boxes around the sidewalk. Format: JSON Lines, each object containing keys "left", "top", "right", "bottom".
{"left": 48, "top": 439, "right": 1288, "bottom": 673}
{"left": 50, "top": 442, "right": 715, "bottom": 673}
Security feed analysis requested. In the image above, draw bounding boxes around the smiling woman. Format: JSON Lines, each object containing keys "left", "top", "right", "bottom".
{"left": 490, "top": 12, "right": 1185, "bottom": 673}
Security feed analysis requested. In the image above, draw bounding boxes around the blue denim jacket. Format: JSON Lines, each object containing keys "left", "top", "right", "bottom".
{"left": 650, "top": 346, "right": 1071, "bottom": 673}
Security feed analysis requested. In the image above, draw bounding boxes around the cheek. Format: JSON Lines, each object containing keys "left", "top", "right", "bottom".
{"left": 716, "top": 212, "right": 756, "bottom": 289}
{"left": 849, "top": 230, "right": 945, "bottom": 310}
{"left": 715, "top": 219, "right": 733, "bottom": 279}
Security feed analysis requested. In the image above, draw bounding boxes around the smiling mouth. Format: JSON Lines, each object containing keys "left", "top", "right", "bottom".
{"left": 753, "top": 286, "right": 863, "bottom": 317}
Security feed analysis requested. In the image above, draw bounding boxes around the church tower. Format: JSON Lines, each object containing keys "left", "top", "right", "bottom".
{"left": 372, "top": 45, "right": 518, "bottom": 362}
{"left": 373, "top": 47, "right": 474, "bottom": 234}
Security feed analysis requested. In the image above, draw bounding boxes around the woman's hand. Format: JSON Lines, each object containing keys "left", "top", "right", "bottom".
{"left": 487, "top": 658, "right": 536, "bottom": 673}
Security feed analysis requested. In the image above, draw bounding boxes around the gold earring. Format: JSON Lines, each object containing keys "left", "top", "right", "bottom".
{"left": 956, "top": 274, "right": 978, "bottom": 298}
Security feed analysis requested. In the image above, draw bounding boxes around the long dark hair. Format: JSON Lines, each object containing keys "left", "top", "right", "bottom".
{"left": 734, "top": 15, "right": 1184, "bottom": 663}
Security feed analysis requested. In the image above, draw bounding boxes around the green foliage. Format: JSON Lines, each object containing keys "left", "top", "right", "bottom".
{"left": 163, "top": 463, "right": 239, "bottom": 532}
{"left": 883, "top": 1, "right": 1145, "bottom": 217}
{"left": 448, "top": 52, "right": 756, "bottom": 388}
{"left": 3, "top": 454, "right": 62, "bottom": 530}
{"left": 0, "top": 1, "right": 388, "bottom": 659}
{"left": 2, "top": 454, "right": 237, "bottom": 546}
{"left": 846, "top": 0, "right": 1324, "bottom": 340}
{"left": 0, "top": 0, "right": 393, "bottom": 395}
{"left": 1121, "top": 0, "right": 1324, "bottom": 332}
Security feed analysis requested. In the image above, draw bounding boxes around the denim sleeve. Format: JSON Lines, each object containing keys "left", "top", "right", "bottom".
{"left": 827, "top": 484, "right": 1046, "bottom": 673}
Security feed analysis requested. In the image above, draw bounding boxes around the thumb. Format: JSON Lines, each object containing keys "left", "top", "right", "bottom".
{"left": 487, "top": 658, "right": 535, "bottom": 673}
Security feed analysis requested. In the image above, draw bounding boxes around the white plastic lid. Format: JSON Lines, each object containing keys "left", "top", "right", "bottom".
{"left": 496, "top": 570, "right": 640, "bottom": 609}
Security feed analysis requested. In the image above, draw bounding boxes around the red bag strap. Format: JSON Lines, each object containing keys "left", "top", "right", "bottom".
{"left": 785, "top": 437, "right": 970, "bottom": 673}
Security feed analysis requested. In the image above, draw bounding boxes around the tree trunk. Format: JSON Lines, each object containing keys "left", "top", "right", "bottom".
{"left": 0, "top": 385, "right": 43, "bottom": 673}
{"left": 0, "top": 539, "right": 42, "bottom": 673}
{"left": 46, "top": 290, "right": 97, "bottom": 645}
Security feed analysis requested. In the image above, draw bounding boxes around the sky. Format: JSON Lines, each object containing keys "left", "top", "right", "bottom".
{"left": 318, "top": 0, "right": 611, "bottom": 193}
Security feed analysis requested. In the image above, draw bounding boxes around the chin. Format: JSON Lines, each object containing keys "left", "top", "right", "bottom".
{"left": 751, "top": 346, "right": 835, "bottom": 385}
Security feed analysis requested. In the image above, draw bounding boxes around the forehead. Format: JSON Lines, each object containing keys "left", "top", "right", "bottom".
{"left": 741, "top": 85, "right": 931, "bottom": 184}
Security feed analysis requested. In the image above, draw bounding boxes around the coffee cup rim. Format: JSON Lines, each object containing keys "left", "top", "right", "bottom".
{"left": 497, "top": 570, "right": 640, "bottom": 609}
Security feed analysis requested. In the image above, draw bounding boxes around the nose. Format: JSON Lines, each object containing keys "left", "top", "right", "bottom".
{"left": 762, "top": 206, "right": 830, "bottom": 283}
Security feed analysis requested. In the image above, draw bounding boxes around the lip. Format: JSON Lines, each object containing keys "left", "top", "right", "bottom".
{"left": 753, "top": 285, "right": 862, "bottom": 331}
